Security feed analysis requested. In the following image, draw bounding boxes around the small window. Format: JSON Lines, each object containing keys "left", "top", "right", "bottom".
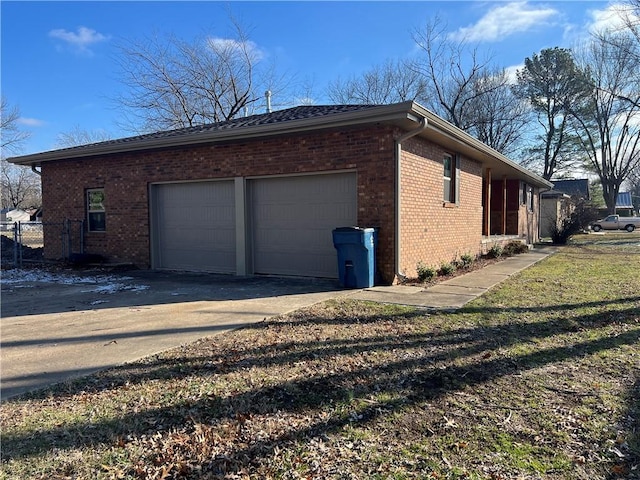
{"left": 443, "top": 154, "right": 459, "bottom": 204}
{"left": 527, "top": 185, "right": 534, "bottom": 211}
{"left": 87, "top": 188, "right": 106, "bottom": 232}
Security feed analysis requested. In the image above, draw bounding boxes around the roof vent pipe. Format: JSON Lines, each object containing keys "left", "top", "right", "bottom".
{"left": 265, "top": 90, "right": 272, "bottom": 114}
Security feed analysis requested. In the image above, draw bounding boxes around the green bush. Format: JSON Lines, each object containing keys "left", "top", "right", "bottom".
{"left": 460, "top": 253, "right": 475, "bottom": 268}
{"left": 503, "top": 241, "right": 529, "bottom": 256}
{"left": 416, "top": 262, "right": 437, "bottom": 282}
{"left": 438, "top": 262, "right": 457, "bottom": 276}
{"left": 487, "top": 244, "right": 503, "bottom": 259}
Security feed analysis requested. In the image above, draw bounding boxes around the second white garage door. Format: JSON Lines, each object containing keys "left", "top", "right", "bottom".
{"left": 249, "top": 173, "right": 357, "bottom": 278}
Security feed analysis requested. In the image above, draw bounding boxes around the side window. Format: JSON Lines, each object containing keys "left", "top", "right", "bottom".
{"left": 443, "top": 154, "right": 457, "bottom": 203}
{"left": 87, "top": 188, "right": 106, "bottom": 232}
{"left": 521, "top": 182, "right": 533, "bottom": 211}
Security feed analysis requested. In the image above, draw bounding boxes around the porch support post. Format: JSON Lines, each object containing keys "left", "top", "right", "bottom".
{"left": 483, "top": 168, "right": 491, "bottom": 236}
{"left": 502, "top": 175, "right": 507, "bottom": 235}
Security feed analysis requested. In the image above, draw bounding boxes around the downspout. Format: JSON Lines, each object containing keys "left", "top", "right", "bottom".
{"left": 395, "top": 116, "right": 428, "bottom": 283}
{"left": 31, "top": 165, "right": 41, "bottom": 176}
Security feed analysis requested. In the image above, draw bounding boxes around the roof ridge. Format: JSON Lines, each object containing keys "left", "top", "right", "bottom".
{"left": 44, "top": 104, "right": 382, "bottom": 154}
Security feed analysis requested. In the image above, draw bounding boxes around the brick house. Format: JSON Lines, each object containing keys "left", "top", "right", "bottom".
{"left": 9, "top": 101, "right": 552, "bottom": 284}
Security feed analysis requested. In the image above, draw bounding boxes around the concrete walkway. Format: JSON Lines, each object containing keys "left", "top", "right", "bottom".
{"left": 1, "top": 272, "right": 347, "bottom": 401}
{"left": 350, "top": 248, "right": 555, "bottom": 309}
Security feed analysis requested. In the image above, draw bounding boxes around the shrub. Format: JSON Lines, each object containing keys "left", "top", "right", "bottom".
{"left": 459, "top": 253, "right": 475, "bottom": 268}
{"left": 416, "top": 262, "right": 437, "bottom": 282}
{"left": 438, "top": 262, "right": 457, "bottom": 276}
{"left": 487, "top": 244, "right": 503, "bottom": 259}
{"left": 503, "top": 241, "right": 529, "bottom": 256}
{"left": 551, "top": 200, "right": 600, "bottom": 245}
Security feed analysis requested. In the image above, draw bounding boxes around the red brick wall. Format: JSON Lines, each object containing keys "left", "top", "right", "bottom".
{"left": 40, "top": 123, "right": 535, "bottom": 283}
{"left": 398, "top": 136, "right": 484, "bottom": 279}
{"left": 41, "top": 125, "right": 400, "bottom": 282}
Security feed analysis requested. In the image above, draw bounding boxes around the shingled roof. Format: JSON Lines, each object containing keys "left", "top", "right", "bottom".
{"left": 21, "top": 105, "right": 381, "bottom": 157}
{"left": 551, "top": 179, "right": 590, "bottom": 199}
{"left": 616, "top": 192, "right": 634, "bottom": 209}
{"left": 7, "top": 101, "right": 553, "bottom": 189}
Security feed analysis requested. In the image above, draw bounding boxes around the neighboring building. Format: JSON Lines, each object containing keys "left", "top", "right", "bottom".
{"left": 0, "top": 208, "right": 31, "bottom": 223}
{"left": 539, "top": 191, "right": 572, "bottom": 238}
{"left": 539, "top": 179, "right": 592, "bottom": 239}
{"left": 549, "top": 179, "right": 590, "bottom": 200}
{"left": 615, "top": 192, "right": 635, "bottom": 216}
{"left": 8, "top": 101, "right": 552, "bottom": 284}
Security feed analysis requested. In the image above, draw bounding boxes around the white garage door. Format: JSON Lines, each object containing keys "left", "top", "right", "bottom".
{"left": 250, "top": 173, "right": 357, "bottom": 278}
{"left": 152, "top": 181, "right": 236, "bottom": 273}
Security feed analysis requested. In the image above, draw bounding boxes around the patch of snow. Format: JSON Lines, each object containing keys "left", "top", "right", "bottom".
{"left": 83, "top": 283, "right": 150, "bottom": 294}
{"left": 1, "top": 268, "right": 148, "bottom": 294}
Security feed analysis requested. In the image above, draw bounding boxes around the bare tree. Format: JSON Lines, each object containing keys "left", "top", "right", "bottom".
{"left": 514, "top": 48, "right": 591, "bottom": 179}
{"left": 1, "top": 161, "right": 41, "bottom": 209}
{"left": 467, "top": 69, "right": 530, "bottom": 157}
{"left": 327, "top": 60, "right": 428, "bottom": 104}
{"left": 114, "top": 19, "right": 266, "bottom": 133}
{"left": 55, "top": 125, "right": 112, "bottom": 148}
{"left": 411, "top": 17, "right": 493, "bottom": 130}
{"left": 1, "top": 96, "right": 30, "bottom": 154}
{"left": 572, "top": 31, "right": 640, "bottom": 214}
{"left": 1, "top": 98, "right": 40, "bottom": 209}
{"left": 593, "top": 1, "right": 640, "bottom": 109}
{"left": 410, "top": 17, "right": 529, "bottom": 154}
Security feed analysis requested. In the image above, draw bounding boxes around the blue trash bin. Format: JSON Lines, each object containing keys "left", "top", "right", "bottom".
{"left": 332, "top": 227, "right": 376, "bottom": 288}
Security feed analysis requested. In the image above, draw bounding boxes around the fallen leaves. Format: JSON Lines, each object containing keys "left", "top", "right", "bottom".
{"left": 2, "top": 232, "right": 640, "bottom": 480}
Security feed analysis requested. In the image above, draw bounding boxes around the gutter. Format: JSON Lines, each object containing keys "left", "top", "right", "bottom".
{"left": 411, "top": 103, "right": 553, "bottom": 190}
{"left": 395, "top": 116, "right": 428, "bottom": 283}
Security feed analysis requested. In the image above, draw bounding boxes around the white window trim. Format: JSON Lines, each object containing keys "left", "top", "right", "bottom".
{"left": 87, "top": 188, "right": 106, "bottom": 232}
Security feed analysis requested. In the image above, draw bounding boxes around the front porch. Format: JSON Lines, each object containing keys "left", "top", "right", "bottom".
{"left": 481, "top": 168, "right": 538, "bottom": 244}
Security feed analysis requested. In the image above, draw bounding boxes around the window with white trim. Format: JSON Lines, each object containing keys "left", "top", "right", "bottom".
{"left": 443, "top": 153, "right": 458, "bottom": 204}
{"left": 87, "top": 188, "right": 106, "bottom": 232}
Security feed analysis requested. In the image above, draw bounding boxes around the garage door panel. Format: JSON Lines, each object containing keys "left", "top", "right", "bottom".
{"left": 251, "top": 173, "right": 357, "bottom": 278}
{"left": 153, "top": 181, "right": 236, "bottom": 273}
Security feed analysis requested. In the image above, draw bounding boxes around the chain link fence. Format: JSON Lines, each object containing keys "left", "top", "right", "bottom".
{"left": 1, "top": 219, "right": 85, "bottom": 268}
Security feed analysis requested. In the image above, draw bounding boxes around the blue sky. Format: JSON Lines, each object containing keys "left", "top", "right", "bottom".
{"left": 1, "top": 1, "right": 627, "bottom": 155}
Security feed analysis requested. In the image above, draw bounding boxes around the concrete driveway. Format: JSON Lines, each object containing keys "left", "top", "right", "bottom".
{"left": 1, "top": 268, "right": 345, "bottom": 401}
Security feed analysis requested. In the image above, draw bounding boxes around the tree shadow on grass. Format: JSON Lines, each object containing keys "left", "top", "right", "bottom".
{"left": 12, "top": 294, "right": 639, "bottom": 404}
{"left": 608, "top": 375, "right": 640, "bottom": 479}
{"left": 2, "top": 295, "right": 639, "bottom": 479}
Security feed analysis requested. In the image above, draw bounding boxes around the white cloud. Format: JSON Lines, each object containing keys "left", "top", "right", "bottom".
{"left": 18, "top": 117, "right": 44, "bottom": 127}
{"left": 505, "top": 64, "right": 524, "bottom": 85}
{"left": 49, "top": 26, "right": 109, "bottom": 54}
{"left": 451, "top": 2, "right": 558, "bottom": 43}
{"left": 206, "top": 37, "right": 264, "bottom": 61}
{"left": 586, "top": 3, "right": 640, "bottom": 35}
